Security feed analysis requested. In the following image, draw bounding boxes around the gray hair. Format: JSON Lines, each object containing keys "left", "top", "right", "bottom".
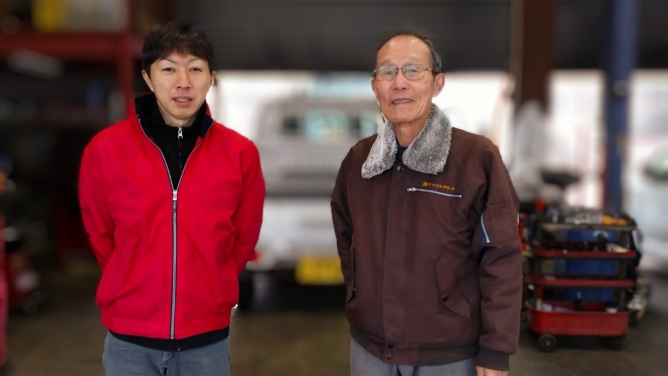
{"left": 375, "top": 32, "right": 442, "bottom": 75}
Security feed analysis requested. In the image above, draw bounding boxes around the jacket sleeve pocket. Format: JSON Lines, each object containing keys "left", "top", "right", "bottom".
{"left": 482, "top": 196, "right": 519, "bottom": 245}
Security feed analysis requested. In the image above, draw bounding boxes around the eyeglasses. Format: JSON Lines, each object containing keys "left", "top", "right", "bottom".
{"left": 372, "top": 64, "right": 435, "bottom": 81}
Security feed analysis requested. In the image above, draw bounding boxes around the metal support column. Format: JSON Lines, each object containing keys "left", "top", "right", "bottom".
{"left": 603, "top": 0, "right": 638, "bottom": 213}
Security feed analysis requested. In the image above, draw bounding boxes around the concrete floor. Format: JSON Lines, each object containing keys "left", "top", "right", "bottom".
{"left": 3, "top": 266, "right": 668, "bottom": 376}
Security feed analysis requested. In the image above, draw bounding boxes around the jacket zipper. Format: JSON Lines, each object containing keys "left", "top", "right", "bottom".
{"left": 172, "top": 127, "right": 183, "bottom": 339}
{"left": 177, "top": 127, "right": 183, "bottom": 171}
{"left": 138, "top": 118, "right": 213, "bottom": 339}
{"left": 407, "top": 187, "right": 463, "bottom": 198}
{"left": 480, "top": 213, "right": 491, "bottom": 244}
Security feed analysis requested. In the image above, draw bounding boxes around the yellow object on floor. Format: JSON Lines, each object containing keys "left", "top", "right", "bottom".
{"left": 295, "top": 257, "right": 344, "bottom": 285}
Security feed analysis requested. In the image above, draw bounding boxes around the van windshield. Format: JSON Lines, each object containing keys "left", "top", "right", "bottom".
{"left": 279, "top": 110, "right": 378, "bottom": 142}
{"left": 260, "top": 108, "right": 379, "bottom": 197}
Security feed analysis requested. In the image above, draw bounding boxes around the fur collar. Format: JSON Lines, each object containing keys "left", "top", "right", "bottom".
{"left": 361, "top": 105, "right": 452, "bottom": 179}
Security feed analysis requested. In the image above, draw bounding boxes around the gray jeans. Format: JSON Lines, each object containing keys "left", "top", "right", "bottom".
{"left": 351, "top": 338, "right": 476, "bottom": 376}
{"left": 102, "top": 332, "right": 230, "bottom": 376}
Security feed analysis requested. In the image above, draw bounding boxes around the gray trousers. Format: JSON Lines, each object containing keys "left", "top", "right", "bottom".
{"left": 351, "top": 338, "right": 477, "bottom": 376}
{"left": 102, "top": 332, "right": 230, "bottom": 376}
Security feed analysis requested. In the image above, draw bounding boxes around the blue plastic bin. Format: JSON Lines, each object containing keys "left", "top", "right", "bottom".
{"left": 566, "top": 260, "right": 617, "bottom": 276}
{"left": 563, "top": 288, "right": 614, "bottom": 302}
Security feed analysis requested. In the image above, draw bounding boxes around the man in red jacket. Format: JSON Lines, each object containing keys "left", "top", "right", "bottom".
{"left": 79, "top": 22, "right": 265, "bottom": 376}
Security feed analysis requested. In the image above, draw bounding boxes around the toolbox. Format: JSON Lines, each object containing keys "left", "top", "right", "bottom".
{"left": 522, "top": 210, "right": 639, "bottom": 352}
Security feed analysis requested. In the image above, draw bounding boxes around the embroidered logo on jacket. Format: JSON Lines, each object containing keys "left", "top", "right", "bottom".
{"left": 422, "top": 181, "right": 456, "bottom": 191}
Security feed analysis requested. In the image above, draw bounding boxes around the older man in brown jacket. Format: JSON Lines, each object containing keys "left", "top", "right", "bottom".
{"left": 331, "top": 33, "right": 522, "bottom": 376}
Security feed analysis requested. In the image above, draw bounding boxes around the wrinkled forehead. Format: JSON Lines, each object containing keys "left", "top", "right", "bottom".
{"left": 376, "top": 36, "right": 431, "bottom": 67}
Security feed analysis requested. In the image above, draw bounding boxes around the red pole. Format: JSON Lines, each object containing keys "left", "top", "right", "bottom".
{"left": 118, "top": 0, "right": 136, "bottom": 118}
{"left": 0, "top": 217, "right": 7, "bottom": 366}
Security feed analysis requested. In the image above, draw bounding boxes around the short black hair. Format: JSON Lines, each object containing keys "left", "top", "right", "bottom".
{"left": 375, "top": 32, "right": 442, "bottom": 75}
{"left": 142, "top": 22, "right": 214, "bottom": 74}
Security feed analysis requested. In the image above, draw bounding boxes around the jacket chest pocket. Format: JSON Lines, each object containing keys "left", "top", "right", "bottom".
{"left": 404, "top": 187, "right": 468, "bottom": 239}
{"left": 407, "top": 187, "right": 463, "bottom": 199}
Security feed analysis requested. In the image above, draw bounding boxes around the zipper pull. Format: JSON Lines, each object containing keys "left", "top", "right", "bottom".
{"left": 407, "top": 187, "right": 416, "bottom": 192}
{"left": 173, "top": 190, "right": 178, "bottom": 201}
{"left": 178, "top": 127, "right": 183, "bottom": 139}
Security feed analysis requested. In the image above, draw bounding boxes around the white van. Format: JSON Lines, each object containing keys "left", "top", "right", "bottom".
{"left": 238, "top": 96, "right": 380, "bottom": 309}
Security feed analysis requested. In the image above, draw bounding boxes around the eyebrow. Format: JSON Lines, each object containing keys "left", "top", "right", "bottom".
{"left": 377, "top": 56, "right": 423, "bottom": 66}
{"left": 161, "top": 57, "right": 203, "bottom": 64}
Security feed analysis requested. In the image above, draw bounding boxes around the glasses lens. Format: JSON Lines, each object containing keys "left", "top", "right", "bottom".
{"left": 376, "top": 66, "right": 397, "bottom": 81}
{"left": 403, "top": 65, "right": 424, "bottom": 80}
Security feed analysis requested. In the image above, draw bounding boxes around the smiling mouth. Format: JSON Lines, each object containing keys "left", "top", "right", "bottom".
{"left": 174, "top": 97, "right": 193, "bottom": 103}
{"left": 392, "top": 99, "right": 413, "bottom": 104}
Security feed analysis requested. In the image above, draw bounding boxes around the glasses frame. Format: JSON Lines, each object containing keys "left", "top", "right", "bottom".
{"left": 372, "top": 64, "right": 435, "bottom": 81}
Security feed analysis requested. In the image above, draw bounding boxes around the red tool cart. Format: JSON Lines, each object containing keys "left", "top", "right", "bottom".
{"left": 523, "top": 215, "right": 639, "bottom": 352}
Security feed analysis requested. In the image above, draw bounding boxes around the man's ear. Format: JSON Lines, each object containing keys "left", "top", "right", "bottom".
{"left": 371, "top": 77, "right": 378, "bottom": 101}
{"left": 210, "top": 70, "right": 216, "bottom": 87}
{"left": 432, "top": 73, "right": 445, "bottom": 97}
{"left": 142, "top": 70, "right": 154, "bottom": 92}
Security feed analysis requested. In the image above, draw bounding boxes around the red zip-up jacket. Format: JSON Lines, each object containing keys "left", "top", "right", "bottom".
{"left": 79, "top": 105, "right": 265, "bottom": 339}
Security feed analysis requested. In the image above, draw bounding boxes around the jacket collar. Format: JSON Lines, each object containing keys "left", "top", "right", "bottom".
{"left": 134, "top": 94, "right": 213, "bottom": 139}
{"left": 361, "top": 104, "right": 452, "bottom": 179}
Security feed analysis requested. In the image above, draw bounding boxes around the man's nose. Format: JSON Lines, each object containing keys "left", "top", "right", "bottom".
{"left": 391, "top": 70, "right": 409, "bottom": 90}
{"left": 175, "top": 70, "right": 192, "bottom": 89}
